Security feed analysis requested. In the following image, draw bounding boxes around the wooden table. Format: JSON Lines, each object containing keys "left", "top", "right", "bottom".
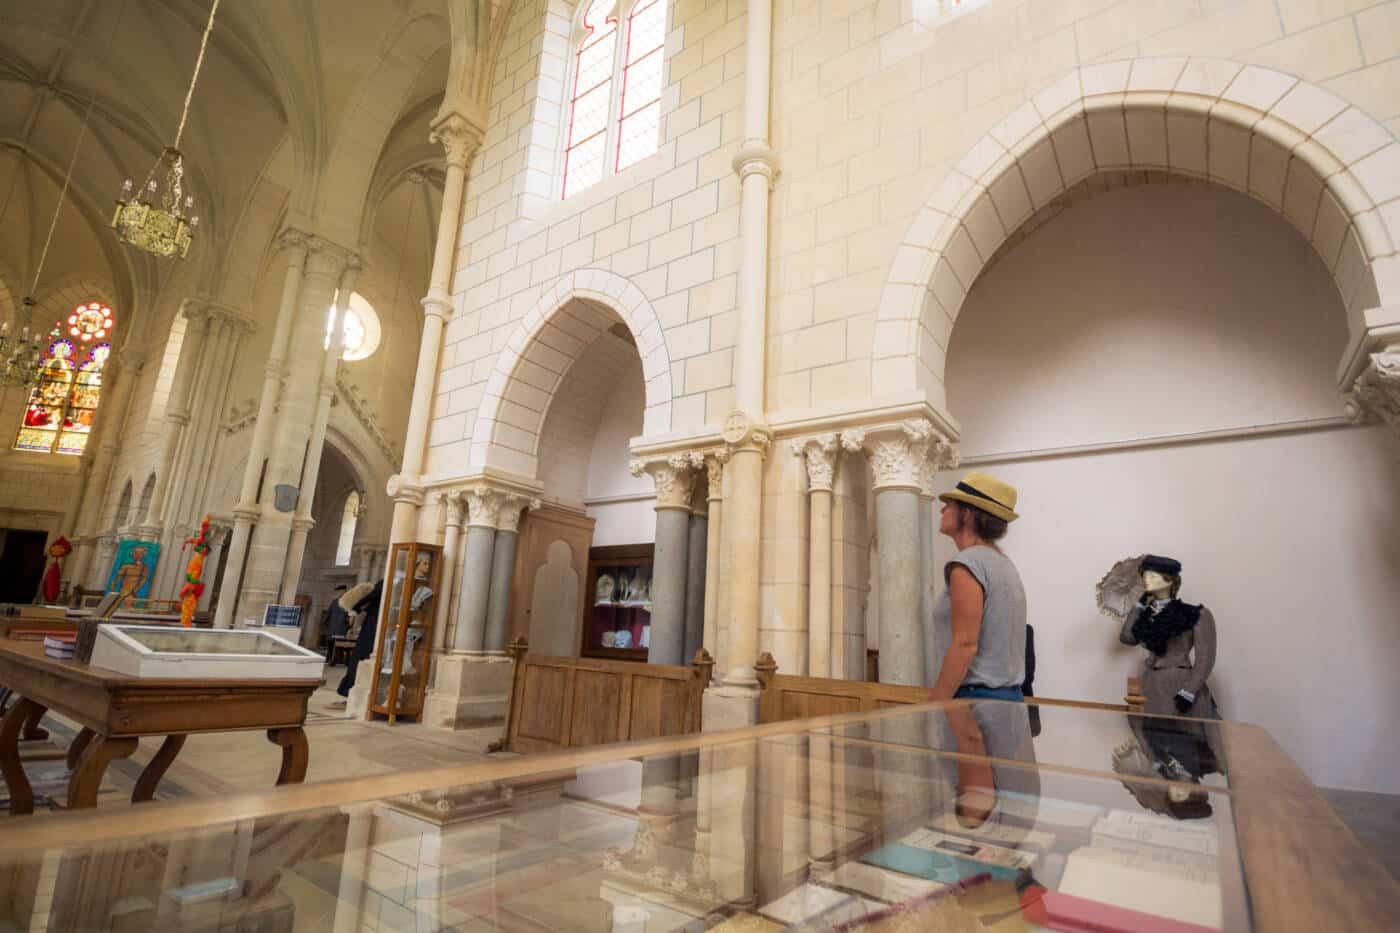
{"left": 328, "top": 636, "right": 355, "bottom": 666}
{"left": 0, "top": 642, "right": 317, "bottom": 815}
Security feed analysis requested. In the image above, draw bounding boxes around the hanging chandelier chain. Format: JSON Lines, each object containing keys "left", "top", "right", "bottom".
{"left": 29, "top": 93, "right": 98, "bottom": 304}
{"left": 173, "top": 0, "right": 222, "bottom": 151}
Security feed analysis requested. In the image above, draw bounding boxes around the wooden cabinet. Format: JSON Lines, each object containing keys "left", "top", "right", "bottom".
{"left": 368, "top": 542, "right": 442, "bottom": 724}
{"left": 580, "top": 544, "right": 654, "bottom": 662}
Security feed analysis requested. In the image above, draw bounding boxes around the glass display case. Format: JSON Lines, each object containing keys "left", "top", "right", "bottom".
{"left": 368, "top": 542, "right": 442, "bottom": 724}
{"left": 0, "top": 701, "right": 1390, "bottom": 931}
{"left": 582, "top": 544, "right": 653, "bottom": 661}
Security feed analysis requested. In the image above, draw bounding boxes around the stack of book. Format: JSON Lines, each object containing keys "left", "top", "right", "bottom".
{"left": 43, "top": 634, "right": 76, "bottom": 661}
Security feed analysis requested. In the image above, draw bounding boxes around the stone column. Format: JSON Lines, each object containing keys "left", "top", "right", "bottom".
{"left": 482, "top": 496, "right": 534, "bottom": 653}
{"left": 866, "top": 422, "right": 935, "bottom": 686}
{"left": 632, "top": 455, "right": 700, "bottom": 666}
{"left": 69, "top": 348, "right": 145, "bottom": 589}
{"left": 214, "top": 232, "right": 309, "bottom": 628}
{"left": 1344, "top": 342, "right": 1400, "bottom": 443}
{"left": 701, "top": 453, "right": 727, "bottom": 661}
{"left": 918, "top": 437, "right": 958, "bottom": 685}
{"left": 683, "top": 492, "right": 708, "bottom": 665}
{"left": 140, "top": 299, "right": 211, "bottom": 533}
{"left": 240, "top": 238, "right": 351, "bottom": 623}
{"left": 795, "top": 435, "right": 839, "bottom": 678}
{"left": 432, "top": 493, "right": 465, "bottom": 653}
{"left": 280, "top": 263, "right": 361, "bottom": 604}
{"left": 453, "top": 488, "right": 501, "bottom": 653}
{"left": 388, "top": 112, "right": 485, "bottom": 547}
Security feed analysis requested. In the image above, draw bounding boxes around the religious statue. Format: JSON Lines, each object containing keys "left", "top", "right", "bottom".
{"left": 110, "top": 544, "right": 152, "bottom": 600}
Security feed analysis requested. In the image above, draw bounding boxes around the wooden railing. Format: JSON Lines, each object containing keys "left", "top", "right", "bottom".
{"left": 491, "top": 637, "right": 713, "bottom": 754}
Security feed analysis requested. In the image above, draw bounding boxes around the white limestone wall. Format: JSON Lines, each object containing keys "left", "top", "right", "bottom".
{"left": 766, "top": 0, "right": 1400, "bottom": 418}
{"left": 433, "top": 0, "right": 750, "bottom": 475}
{"left": 938, "top": 180, "right": 1400, "bottom": 794}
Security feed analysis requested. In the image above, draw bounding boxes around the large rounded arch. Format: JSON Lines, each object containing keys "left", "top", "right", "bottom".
{"left": 470, "top": 268, "right": 675, "bottom": 475}
{"left": 875, "top": 58, "right": 1400, "bottom": 407}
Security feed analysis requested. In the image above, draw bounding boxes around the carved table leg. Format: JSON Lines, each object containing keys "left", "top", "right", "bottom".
{"left": 20, "top": 702, "right": 48, "bottom": 742}
{"left": 267, "top": 727, "right": 309, "bottom": 785}
{"left": 1, "top": 698, "right": 43, "bottom": 815}
{"left": 132, "top": 735, "right": 186, "bottom": 803}
{"left": 67, "top": 735, "right": 138, "bottom": 810}
{"left": 66, "top": 728, "right": 96, "bottom": 771}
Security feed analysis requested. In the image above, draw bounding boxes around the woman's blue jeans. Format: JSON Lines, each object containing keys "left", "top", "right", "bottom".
{"left": 954, "top": 684, "right": 1024, "bottom": 702}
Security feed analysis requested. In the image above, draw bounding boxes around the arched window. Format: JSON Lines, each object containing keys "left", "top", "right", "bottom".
{"left": 14, "top": 301, "right": 116, "bottom": 456}
{"left": 562, "top": 0, "right": 669, "bottom": 199}
{"left": 324, "top": 292, "right": 381, "bottom": 362}
{"left": 336, "top": 491, "right": 360, "bottom": 566}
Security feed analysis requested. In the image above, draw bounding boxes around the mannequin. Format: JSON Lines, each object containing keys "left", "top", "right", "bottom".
{"left": 1119, "top": 554, "right": 1221, "bottom": 782}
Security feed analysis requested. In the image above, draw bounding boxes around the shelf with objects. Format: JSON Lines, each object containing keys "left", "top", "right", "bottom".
{"left": 581, "top": 543, "right": 654, "bottom": 661}
{"left": 367, "top": 542, "right": 441, "bottom": 724}
{"left": 1, "top": 699, "right": 1393, "bottom": 930}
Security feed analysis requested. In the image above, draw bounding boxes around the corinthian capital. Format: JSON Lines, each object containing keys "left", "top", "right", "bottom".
{"left": 496, "top": 495, "right": 541, "bottom": 533}
{"left": 464, "top": 488, "right": 505, "bottom": 528}
{"left": 864, "top": 420, "right": 940, "bottom": 492}
{"left": 430, "top": 111, "right": 487, "bottom": 169}
{"left": 792, "top": 434, "right": 839, "bottom": 492}
{"left": 1344, "top": 344, "right": 1400, "bottom": 436}
{"left": 631, "top": 454, "right": 702, "bottom": 510}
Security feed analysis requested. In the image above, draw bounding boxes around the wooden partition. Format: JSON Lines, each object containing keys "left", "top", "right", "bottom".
{"left": 492, "top": 637, "right": 713, "bottom": 754}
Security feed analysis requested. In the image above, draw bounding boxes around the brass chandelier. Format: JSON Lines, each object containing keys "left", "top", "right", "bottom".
{"left": 112, "top": 0, "right": 220, "bottom": 259}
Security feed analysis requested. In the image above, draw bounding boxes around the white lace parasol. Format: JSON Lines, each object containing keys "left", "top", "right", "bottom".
{"left": 1097, "top": 554, "right": 1146, "bottom": 620}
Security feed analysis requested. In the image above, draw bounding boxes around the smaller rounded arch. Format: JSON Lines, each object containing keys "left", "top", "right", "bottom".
{"left": 875, "top": 57, "right": 1400, "bottom": 406}
{"left": 469, "top": 268, "right": 674, "bottom": 476}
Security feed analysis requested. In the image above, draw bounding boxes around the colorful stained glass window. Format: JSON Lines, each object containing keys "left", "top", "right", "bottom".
{"left": 562, "top": 0, "right": 668, "bottom": 198}
{"left": 14, "top": 301, "right": 116, "bottom": 456}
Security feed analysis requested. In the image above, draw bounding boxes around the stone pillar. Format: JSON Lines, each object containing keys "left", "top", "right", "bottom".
{"left": 432, "top": 493, "right": 465, "bottom": 653}
{"left": 214, "top": 232, "right": 309, "bottom": 629}
{"left": 632, "top": 455, "right": 700, "bottom": 667}
{"left": 701, "top": 453, "right": 727, "bottom": 661}
{"left": 795, "top": 435, "right": 839, "bottom": 679}
{"left": 141, "top": 299, "right": 210, "bottom": 532}
{"left": 240, "top": 238, "right": 351, "bottom": 624}
{"left": 388, "top": 112, "right": 484, "bottom": 548}
{"left": 453, "top": 489, "right": 501, "bottom": 653}
{"left": 683, "top": 497, "right": 708, "bottom": 665}
{"left": 867, "top": 422, "right": 935, "bottom": 686}
{"left": 280, "top": 263, "right": 361, "bottom": 604}
{"left": 918, "top": 437, "right": 958, "bottom": 685}
{"left": 483, "top": 497, "right": 534, "bottom": 653}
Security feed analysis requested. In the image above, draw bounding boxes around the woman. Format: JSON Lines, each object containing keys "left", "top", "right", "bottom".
{"left": 929, "top": 471, "right": 1027, "bottom": 702}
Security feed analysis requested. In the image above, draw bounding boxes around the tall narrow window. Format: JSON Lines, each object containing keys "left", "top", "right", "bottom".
{"left": 562, "top": 0, "right": 669, "bottom": 199}
{"left": 336, "top": 491, "right": 360, "bottom": 566}
{"left": 15, "top": 301, "right": 116, "bottom": 456}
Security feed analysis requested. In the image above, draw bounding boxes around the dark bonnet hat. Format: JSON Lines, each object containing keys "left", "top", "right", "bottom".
{"left": 1140, "top": 554, "right": 1182, "bottom": 576}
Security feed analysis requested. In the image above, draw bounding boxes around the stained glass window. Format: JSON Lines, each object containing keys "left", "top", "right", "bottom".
{"left": 14, "top": 301, "right": 116, "bottom": 456}
{"left": 562, "top": 0, "right": 668, "bottom": 199}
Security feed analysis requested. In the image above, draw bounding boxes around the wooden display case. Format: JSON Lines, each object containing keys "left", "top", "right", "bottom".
{"left": 368, "top": 542, "right": 442, "bottom": 724}
{"left": 580, "top": 544, "right": 654, "bottom": 662}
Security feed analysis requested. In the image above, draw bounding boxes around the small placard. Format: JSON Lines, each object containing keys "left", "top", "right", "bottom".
{"left": 263, "top": 604, "right": 302, "bottom": 628}
{"left": 273, "top": 484, "right": 299, "bottom": 513}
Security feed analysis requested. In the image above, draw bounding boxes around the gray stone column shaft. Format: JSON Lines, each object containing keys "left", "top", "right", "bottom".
{"left": 919, "top": 495, "right": 937, "bottom": 687}
{"left": 649, "top": 508, "right": 691, "bottom": 666}
{"left": 453, "top": 525, "right": 496, "bottom": 652}
{"left": 482, "top": 529, "right": 518, "bottom": 653}
{"left": 875, "top": 488, "right": 923, "bottom": 685}
{"left": 683, "top": 514, "right": 708, "bottom": 663}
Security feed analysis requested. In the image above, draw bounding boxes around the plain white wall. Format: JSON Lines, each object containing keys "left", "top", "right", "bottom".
{"left": 939, "top": 182, "right": 1400, "bottom": 794}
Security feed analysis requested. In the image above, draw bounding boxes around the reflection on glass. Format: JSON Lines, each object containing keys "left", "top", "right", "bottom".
{"left": 0, "top": 705, "right": 1241, "bottom": 931}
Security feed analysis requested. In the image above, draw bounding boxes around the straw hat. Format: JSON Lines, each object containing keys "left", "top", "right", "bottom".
{"left": 938, "top": 471, "right": 1020, "bottom": 523}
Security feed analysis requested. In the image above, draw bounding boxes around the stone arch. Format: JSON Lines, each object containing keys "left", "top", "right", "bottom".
{"left": 469, "top": 268, "right": 673, "bottom": 475}
{"left": 876, "top": 58, "right": 1400, "bottom": 406}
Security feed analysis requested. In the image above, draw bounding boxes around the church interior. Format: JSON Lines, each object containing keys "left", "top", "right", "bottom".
{"left": 1, "top": 0, "right": 1398, "bottom": 929}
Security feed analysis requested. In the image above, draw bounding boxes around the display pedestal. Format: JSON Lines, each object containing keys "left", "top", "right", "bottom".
{"left": 701, "top": 683, "right": 759, "bottom": 731}
{"left": 423, "top": 652, "right": 514, "bottom": 730}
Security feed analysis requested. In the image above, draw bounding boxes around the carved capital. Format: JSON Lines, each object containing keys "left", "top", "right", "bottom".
{"left": 465, "top": 488, "right": 504, "bottom": 528}
{"left": 443, "top": 491, "right": 467, "bottom": 527}
{"left": 732, "top": 140, "right": 780, "bottom": 188}
{"left": 303, "top": 236, "right": 356, "bottom": 280}
{"left": 387, "top": 473, "right": 425, "bottom": 508}
{"left": 496, "top": 496, "right": 540, "bottom": 533}
{"left": 632, "top": 454, "right": 703, "bottom": 510}
{"left": 705, "top": 449, "right": 729, "bottom": 499}
{"left": 430, "top": 112, "right": 487, "bottom": 169}
{"left": 721, "top": 410, "right": 771, "bottom": 457}
{"left": 275, "top": 228, "right": 309, "bottom": 266}
{"left": 421, "top": 292, "right": 453, "bottom": 322}
{"left": 792, "top": 433, "right": 839, "bottom": 492}
{"left": 864, "top": 420, "right": 939, "bottom": 492}
{"left": 1345, "top": 344, "right": 1400, "bottom": 436}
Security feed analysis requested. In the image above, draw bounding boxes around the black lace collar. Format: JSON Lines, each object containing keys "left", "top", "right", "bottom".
{"left": 1132, "top": 598, "right": 1202, "bottom": 656}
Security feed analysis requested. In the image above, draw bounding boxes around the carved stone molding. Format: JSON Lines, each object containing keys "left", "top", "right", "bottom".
{"left": 721, "top": 410, "right": 772, "bottom": 457}
{"left": 496, "top": 495, "right": 540, "bottom": 533}
{"left": 863, "top": 420, "right": 943, "bottom": 493}
{"left": 705, "top": 449, "right": 729, "bottom": 501}
{"left": 387, "top": 473, "right": 425, "bottom": 509}
{"left": 430, "top": 111, "right": 487, "bottom": 169}
{"left": 631, "top": 453, "right": 703, "bottom": 511}
{"left": 1344, "top": 344, "right": 1400, "bottom": 437}
{"left": 732, "top": 140, "right": 780, "bottom": 188}
{"left": 792, "top": 433, "right": 839, "bottom": 493}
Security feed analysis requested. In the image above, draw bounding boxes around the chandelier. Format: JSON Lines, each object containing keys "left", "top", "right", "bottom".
{"left": 0, "top": 302, "right": 47, "bottom": 389}
{"left": 112, "top": 0, "right": 220, "bottom": 259}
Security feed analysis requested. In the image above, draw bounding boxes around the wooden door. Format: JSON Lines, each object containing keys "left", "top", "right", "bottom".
{"left": 509, "top": 505, "right": 594, "bottom": 655}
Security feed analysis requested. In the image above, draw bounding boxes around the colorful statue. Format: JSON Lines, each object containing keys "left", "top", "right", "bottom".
{"left": 179, "top": 515, "right": 214, "bottom": 628}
